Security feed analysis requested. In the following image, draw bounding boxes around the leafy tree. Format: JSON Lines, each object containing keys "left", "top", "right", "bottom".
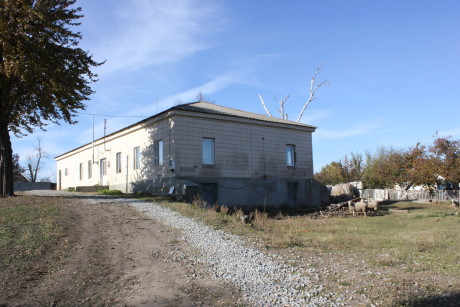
{"left": 405, "top": 143, "right": 437, "bottom": 189}
{"left": 341, "top": 152, "right": 364, "bottom": 182}
{"left": 429, "top": 136, "right": 460, "bottom": 187}
{"left": 12, "top": 153, "right": 26, "bottom": 181}
{"left": 314, "top": 161, "right": 346, "bottom": 185}
{"left": 315, "top": 152, "right": 363, "bottom": 185}
{"left": 0, "top": 0, "right": 101, "bottom": 196}
{"left": 362, "top": 147, "right": 413, "bottom": 189}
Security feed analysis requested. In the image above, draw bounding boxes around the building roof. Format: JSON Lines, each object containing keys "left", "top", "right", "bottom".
{"left": 173, "top": 102, "right": 316, "bottom": 129}
{"left": 55, "top": 102, "right": 315, "bottom": 159}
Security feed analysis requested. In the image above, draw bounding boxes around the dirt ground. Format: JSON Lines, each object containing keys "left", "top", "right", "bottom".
{"left": 1, "top": 197, "right": 243, "bottom": 307}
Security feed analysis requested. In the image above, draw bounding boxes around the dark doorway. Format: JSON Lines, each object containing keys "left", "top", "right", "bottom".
{"left": 201, "top": 183, "right": 217, "bottom": 206}
{"left": 287, "top": 183, "right": 297, "bottom": 208}
{"left": 58, "top": 170, "right": 62, "bottom": 190}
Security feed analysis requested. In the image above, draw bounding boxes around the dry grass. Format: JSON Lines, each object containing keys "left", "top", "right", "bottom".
{"left": 154, "top": 199, "right": 460, "bottom": 276}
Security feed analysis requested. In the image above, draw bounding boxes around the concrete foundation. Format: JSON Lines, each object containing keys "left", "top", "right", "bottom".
{"left": 125, "top": 176, "right": 322, "bottom": 209}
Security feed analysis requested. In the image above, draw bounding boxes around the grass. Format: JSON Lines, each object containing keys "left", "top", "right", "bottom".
{"left": 151, "top": 199, "right": 460, "bottom": 275}
{"left": 0, "top": 196, "right": 63, "bottom": 271}
{"left": 98, "top": 189, "right": 123, "bottom": 195}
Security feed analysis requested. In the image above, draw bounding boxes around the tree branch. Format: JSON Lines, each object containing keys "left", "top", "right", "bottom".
{"left": 259, "top": 94, "right": 272, "bottom": 117}
{"left": 297, "top": 63, "right": 330, "bottom": 122}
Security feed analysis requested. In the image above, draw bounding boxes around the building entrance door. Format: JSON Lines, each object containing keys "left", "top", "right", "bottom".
{"left": 201, "top": 183, "right": 217, "bottom": 206}
{"left": 287, "top": 182, "right": 297, "bottom": 208}
{"left": 100, "top": 158, "right": 107, "bottom": 186}
{"left": 58, "top": 170, "right": 62, "bottom": 190}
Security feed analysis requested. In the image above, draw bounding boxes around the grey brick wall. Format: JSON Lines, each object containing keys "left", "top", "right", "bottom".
{"left": 173, "top": 115, "right": 314, "bottom": 180}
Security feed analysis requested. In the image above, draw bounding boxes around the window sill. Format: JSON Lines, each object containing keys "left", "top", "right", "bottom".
{"left": 202, "top": 164, "right": 215, "bottom": 168}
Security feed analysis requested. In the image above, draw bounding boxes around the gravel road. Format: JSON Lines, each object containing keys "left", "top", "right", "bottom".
{"left": 26, "top": 190, "right": 342, "bottom": 306}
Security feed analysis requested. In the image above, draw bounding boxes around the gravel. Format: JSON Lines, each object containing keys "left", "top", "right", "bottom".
{"left": 24, "top": 190, "right": 342, "bottom": 306}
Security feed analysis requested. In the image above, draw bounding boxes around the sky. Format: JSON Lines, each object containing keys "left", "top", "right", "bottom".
{"left": 11, "top": 0, "right": 460, "bottom": 182}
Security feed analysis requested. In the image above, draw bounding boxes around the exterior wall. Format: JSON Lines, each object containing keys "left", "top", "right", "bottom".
{"left": 170, "top": 113, "right": 317, "bottom": 208}
{"left": 173, "top": 114, "right": 314, "bottom": 180}
{"left": 55, "top": 109, "right": 318, "bottom": 208}
{"left": 177, "top": 177, "right": 321, "bottom": 209}
{"left": 55, "top": 116, "right": 173, "bottom": 192}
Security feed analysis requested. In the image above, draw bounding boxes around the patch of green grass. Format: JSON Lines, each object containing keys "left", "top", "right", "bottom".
{"left": 0, "top": 197, "right": 63, "bottom": 270}
{"left": 339, "top": 281, "right": 352, "bottom": 286}
{"left": 97, "top": 189, "right": 123, "bottom": 195}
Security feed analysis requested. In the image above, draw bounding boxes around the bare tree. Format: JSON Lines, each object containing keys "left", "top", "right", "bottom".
{"left": 258, "top": 94, "right": 272, "bottom": 117}
{"left": 26, "top": 137, "right": 48, "bottom": 182}
{"left": 259, "top": 64, "right": 329, "bottom": 122}
{"left": 196, "top": 92, "right": 214, "bottom": 104}
{"left": 296, "top": 63, "right": 329, "bottom": 122}
{"left": 259, "top": 94, "right": 290, "bottom": 120}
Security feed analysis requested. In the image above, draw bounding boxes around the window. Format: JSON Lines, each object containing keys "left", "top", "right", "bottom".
{"left": 154, "top": 140, "right": 164, "bottom": 166}
{"left": 79, "top": 163, "right": 83, "bottom": 180}
{"left": 88, "top": 161, "right": 92, "bottom": 179}
{"left": 286, "top": 145, "right": 296, "bottom": 166}
{"left": 116, "top": 152, "right": 122, "bottom": 173}
{"left": 133, "top": 146, "right": 140, "bottom": 170}
{"left": 65, "top": 168, "right": 68, "bottom": 176}
{"left": 202, "top": 138, "right": 215, "bottom": 165}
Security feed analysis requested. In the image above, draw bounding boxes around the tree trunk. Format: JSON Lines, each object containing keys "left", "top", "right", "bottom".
{"left": 0, "top": 123, "right": 14, "bottom": 197}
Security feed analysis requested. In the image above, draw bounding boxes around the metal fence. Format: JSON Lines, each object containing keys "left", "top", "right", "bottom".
{"left": 361, "top": 189, "right": 459, "bottom": 201}
{"left": 14, "top": 182, "right": 55, "bottom": 191}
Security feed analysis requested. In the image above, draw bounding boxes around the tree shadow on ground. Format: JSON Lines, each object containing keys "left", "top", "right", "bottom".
{"left": 396, "top": 291, "right": 460, "bottom": 307}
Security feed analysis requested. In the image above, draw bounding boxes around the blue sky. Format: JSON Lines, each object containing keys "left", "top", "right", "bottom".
{"left": 12, "top": 0, "right": 460, "bottom": 181}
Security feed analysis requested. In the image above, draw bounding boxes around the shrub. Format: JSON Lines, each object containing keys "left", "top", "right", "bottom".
{"left": 98, "top": 189, "right": 123, "bottom": 195}
{"left": 192, "top": 195, "right": 207, "bottom": 208}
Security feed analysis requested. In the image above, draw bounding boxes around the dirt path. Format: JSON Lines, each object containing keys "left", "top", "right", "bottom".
{"left": 4, "top": 197, "right": 242, "bottom": 306}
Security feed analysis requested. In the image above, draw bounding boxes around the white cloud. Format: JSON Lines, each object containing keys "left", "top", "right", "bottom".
{"left": 73, "top": 69, "right": 252, "bottom": 145}
{"left": 315, "top": 121, "right": 380, "bottom": 138}
{"left": 299, "top": 108, "right": 334, "bottom": 125}
{"left": 84, "top": 0, "right": 225, "bottom": 76}
{"left": 156, "top": 69, "right": 250, "bottom": 108}
{"left": 438, "top": 127, "right": 460, "bottom": 138}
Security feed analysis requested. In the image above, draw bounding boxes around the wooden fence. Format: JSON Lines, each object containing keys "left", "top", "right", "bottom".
{"left": 360, "top": 189, "right": 459, "bottom": 202}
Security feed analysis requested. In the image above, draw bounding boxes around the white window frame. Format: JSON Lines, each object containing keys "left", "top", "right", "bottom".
{"left": 116, "top": 152, "right": 122, "bottom": 173}
{"left": 286, "top": 145, "right": 296, "bottom": 166}
{"left": 88, "top": 160, "right": 92, "bottom": 179}
{"left": 79, "top": 163, "right": 83, "bottom": 180}
{"left": 155, "top": 140, "right": 164, "bottom": 166}
{"left": 133, "top": 146, "right": 140, "bottom": 170}
{"left": 202, "top": 138, "right": 215, "bottom": 165}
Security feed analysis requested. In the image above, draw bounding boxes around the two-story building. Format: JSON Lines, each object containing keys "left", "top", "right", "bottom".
{"left": 55, "top": 102, "right": 321, "bottom": 208}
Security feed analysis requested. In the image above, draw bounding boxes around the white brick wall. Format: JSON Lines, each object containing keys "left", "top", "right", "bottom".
{"left": 56, "top": 111, "right": 314, "bottom": 191}
{"left": 173, "top": 115, "right": 313, "bottom": 179}
{"left": 56, "top": 117, "right": 173, "bottom": 192}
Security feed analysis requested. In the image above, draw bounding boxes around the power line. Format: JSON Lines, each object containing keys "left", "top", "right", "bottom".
{"left": 77, "top": 112, "right": 147, "bottom": 118}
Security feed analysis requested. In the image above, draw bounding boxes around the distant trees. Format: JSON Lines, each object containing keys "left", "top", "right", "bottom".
{"left": 315, "top": 152, "right": 363, "bottom": 185}
{"left": 315, "top": 136, "right": 460, "bottom": 190}
{"left": 12, "top": 153, "right": 25, "bottom": 182}
{"left": 25, "top": 137, "right": 47, "bottom": 183}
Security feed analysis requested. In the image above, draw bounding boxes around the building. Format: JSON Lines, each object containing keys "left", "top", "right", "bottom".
{"left": 55, "top": 102, "right": 322, "bottom": 209}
